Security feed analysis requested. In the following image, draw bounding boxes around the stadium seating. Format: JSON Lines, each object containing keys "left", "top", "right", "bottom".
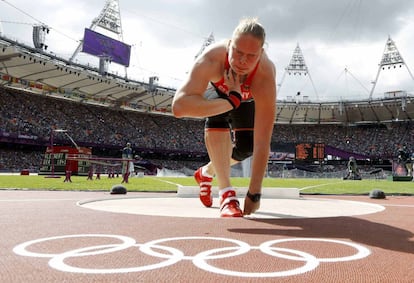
{"left": 1, "top": 86, "right": 413, "bottom": 174}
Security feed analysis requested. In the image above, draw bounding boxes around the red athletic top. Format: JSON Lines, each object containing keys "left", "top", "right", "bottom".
{"left": 211, "top": 54, "right": 260, "bottom": 101}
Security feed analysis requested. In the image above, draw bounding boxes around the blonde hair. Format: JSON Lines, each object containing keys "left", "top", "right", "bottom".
{"left": 232, "top": 17, "right": 266, "bottom": 46}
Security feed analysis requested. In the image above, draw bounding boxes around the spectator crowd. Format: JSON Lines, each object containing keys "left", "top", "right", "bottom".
{"left": 1, "top": 86, "right": 413, "bottom": 172}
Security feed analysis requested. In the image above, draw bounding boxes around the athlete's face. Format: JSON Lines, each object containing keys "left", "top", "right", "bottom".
{"left": 228, "top": 34, "right": 263, "bottom": 75}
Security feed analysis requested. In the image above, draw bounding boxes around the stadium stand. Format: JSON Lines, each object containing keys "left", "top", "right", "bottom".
{"left": 1, "top": 85, "right": 413, "bottom": 177}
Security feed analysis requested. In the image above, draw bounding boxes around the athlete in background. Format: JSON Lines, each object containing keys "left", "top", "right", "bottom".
{"left": 121, "top": 142, "right": 134, "bottom": 183}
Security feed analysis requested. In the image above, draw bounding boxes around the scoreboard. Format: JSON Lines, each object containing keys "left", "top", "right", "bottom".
{"left": 39, "top": 146, "right": 92, "bottom": 176}
{"left": 295, "top": 143, "right": 325, "bottom": 162}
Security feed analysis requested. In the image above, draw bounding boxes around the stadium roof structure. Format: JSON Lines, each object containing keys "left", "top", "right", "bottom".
{"left": 1, "top": 35, "right": 414, "bottom": 125}
{"left": 0, "top": 35, "right": 175, "bottom": 112}
{"left": 275, "top": 94, "right": 413, "bottom": 125}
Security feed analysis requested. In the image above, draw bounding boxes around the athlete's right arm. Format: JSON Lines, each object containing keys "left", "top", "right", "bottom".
{"left": 172, "top": 49, "right": 234, "bottom": 118}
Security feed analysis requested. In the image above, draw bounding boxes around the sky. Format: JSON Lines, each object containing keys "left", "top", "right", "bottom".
{"left": 1, "top": 0, "right": 414, "bottom": 101}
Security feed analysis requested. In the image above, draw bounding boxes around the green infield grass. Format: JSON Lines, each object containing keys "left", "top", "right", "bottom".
{"left": 0, "top": 175, "right": 413, "bottom": 195}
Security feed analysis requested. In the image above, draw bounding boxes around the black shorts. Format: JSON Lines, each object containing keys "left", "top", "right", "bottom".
{"left": 205, "top": 100, "right": 255, "bottom": 130}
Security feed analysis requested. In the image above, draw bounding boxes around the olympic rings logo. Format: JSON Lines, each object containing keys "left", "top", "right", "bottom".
{"left": 13, "top": 234, "right": 371, "bottom": 278}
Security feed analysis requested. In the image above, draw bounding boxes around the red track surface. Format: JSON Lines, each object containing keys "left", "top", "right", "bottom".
{"left": 1, "top": 190, "right": 413, "bottom": 282}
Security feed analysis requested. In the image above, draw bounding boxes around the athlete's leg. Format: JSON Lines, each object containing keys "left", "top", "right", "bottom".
{"left": 204, "top": 128, "right": 243, "bottom": 217}
{"left": 195, "top": 111, "right": 230, "bottom": 208}
{"left": 202, "top": 101, "right": 255, "bottom": 176}
{"left": 199, "top": 156, "right": 239, "bottom": 177}
{"left": 204, "top": 128, "right": 233, "bottom": 189}
{"left": 195, "top": 136, "right": 238, "bottom": 209}
{"left": 196, "top": 109, "right": 242, "bottom": 216}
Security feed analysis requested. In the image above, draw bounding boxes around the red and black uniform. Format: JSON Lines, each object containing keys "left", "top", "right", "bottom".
{"left": 210, "top": 54, "right": 259, "bottom": 101}
{"left": 205, "top": 54, "right": 260, "bottom": 161}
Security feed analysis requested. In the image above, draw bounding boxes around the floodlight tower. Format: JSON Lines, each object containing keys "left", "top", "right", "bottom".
{"left": 69, "top": 0, "right": 127, "bottom": 74}
{"left": 369, "top": 36, "right": 414, "bottom": 100}
{"left": 194, "top": 32, "right": 215, "bottom": 59}
{"left": 278, "top": 43, "right": 319, "bottom": 101}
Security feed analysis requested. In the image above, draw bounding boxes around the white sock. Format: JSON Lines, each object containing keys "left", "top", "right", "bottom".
{"left": 219, "top": 187, "right": 234, "bottom": 197}
{"left": 201, "top": 166, "right": 213, "bottom": 178}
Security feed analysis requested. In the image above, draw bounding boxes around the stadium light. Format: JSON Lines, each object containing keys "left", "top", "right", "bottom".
{"left": 32, "top": 25, "right": 49, "bottom": 50}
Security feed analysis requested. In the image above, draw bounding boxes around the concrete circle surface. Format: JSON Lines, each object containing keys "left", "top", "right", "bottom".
{"left": 79, "top": 197, "right": 385, "bottom": 219}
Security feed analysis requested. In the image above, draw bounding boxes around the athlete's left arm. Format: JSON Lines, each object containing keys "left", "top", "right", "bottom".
{"left": 249, "top": 62, "right": 277, "bottom": 195}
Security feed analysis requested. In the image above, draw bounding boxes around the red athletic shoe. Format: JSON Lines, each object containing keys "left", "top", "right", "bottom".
{"left": 194, "top": 167, "right": 213, "bottom": 207}
{"left": 220, "top": 188, "right": 243, "bottom": 217}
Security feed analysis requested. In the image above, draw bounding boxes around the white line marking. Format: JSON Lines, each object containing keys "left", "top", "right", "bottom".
{"left": 0, "top": 199, "right": 79, "bottom": 202}
{"left": 382, "top": 204, "right": 414, "bottom": 208}
{"left": 149, "top": 177, "right": 182, "bottom": 187}
{"left": 299, "top": 181, "right": 346, "bottom": 191}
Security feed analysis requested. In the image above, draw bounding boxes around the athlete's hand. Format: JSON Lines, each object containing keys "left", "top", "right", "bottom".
{"left": 243, "top": 197, "right": 260, "bottom": 215}
{"left": 224, "top": 69, "right": 241, "bottom": 93}
{"left": 222, "top": 69, "right": 242, "bottom": 109}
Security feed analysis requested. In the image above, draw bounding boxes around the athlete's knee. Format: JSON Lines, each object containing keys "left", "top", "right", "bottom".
{"left": 232, "top": 147, "right": 253, "bottom": 161}
{"left": 231, "top": 131, "right": 253, "bottom": 161}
